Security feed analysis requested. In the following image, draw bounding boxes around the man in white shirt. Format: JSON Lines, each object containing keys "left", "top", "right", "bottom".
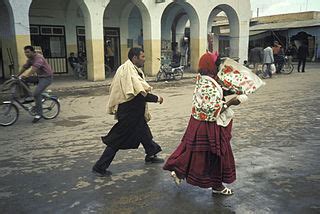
{"left": 263, "top": 45, "right": 274, "bottom": 78}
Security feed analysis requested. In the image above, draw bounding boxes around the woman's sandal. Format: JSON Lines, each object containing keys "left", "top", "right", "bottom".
{"left": 212, "top": 187, "right": 234, "bottom": 196}
{"left": 171, "top": 171, "right": 182, "bottom": 186}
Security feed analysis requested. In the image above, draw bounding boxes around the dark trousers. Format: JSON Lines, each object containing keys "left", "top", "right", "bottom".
{"left": 94, "top": 140, "right": 161, "bottom": 171}
{"left": 274, "top": 55, "right": 284, "bottom": 73}
{"left": 298, "top": 58, "right": 306, "bottom": 72}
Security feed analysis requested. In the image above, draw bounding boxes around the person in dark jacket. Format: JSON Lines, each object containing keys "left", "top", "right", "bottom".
{"left": 297, "top": 42, "right": 308, "bottom": 72}
{"left": 92, "top": 47, "right": 164, "bottom": 177}
{"left": 248, "top": 47, "right": 263, "bottom": 73}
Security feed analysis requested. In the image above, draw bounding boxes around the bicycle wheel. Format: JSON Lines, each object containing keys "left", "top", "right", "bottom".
{"left": 0, "top": 103, "right": 19, "bottom": 126}
{"left": 281, "top": 63, "right": 294, "bottom": 74}
{"left": 42, "top": 98, "right": 60, "bottom": 119}
{"left": 174, "top": 69, "right": 183, "bottom": 80}
{"left": 258, "top": 64, "right": 268, "bottom": 78}
{"left": 156, "top": 71, "right": 166, "bottom": 82}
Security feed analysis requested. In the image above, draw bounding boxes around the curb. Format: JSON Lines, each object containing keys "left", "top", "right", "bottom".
{"left": 51, "top": 74, "right": 196, "bottom": 92}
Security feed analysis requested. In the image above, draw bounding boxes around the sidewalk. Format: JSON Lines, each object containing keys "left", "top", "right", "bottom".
{"left": 48, "top": 71, "right": 197, "bottom": 92}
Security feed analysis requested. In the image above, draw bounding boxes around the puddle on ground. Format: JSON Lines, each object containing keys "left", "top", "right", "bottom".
{"left": 67, "top": 115, "right": 92, "bottom": 120}
{"left": 53, "top": 119, "right": 86, "bottom": 127}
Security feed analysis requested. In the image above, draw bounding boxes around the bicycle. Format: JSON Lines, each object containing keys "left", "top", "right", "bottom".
{"left": 155, "top": 58, "right": 183, "bottom": 82}
{"left": 255, "top": 56, "right": 294, "bottom": 78}
{"left": 0, "top": 76, "right": 60, "bottom": 126}
{"left": 280, "top": 56, "right": 294, "bottom": 74}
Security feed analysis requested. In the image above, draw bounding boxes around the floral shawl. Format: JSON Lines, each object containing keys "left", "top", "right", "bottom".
{"left": 191, "top": 74, "right": 224, "bottom": 122}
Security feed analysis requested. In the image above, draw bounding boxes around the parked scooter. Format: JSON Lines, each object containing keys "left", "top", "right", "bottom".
{"left": 155, "top": 58, "right": 184, "bottom": 81}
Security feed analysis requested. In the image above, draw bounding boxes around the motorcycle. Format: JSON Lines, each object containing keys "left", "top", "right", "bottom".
{"left": 155, "top": 58, "right": 184, "bottom": 81}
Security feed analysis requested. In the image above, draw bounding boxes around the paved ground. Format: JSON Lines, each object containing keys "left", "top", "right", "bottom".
{"left": 0, "top": 64, "right": 320, "bottom": 214}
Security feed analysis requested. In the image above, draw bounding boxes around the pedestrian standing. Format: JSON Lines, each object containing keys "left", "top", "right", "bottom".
{"left": 163, "top": 52, "right": 246, "bottom": 196}
{"left": 263, "top": 44, "right": 274, "bottom": 78}
{"left": 297, "top": 42, "right": 308, "bottom": 72}
{"left": 272, "top": 41, "right": 284, "bottom": 74}
{"left": 92, "top": 47, "right": 164, "bottom": 177}
{"left": 181, "top": 37, "right": 189, "bottom": 67}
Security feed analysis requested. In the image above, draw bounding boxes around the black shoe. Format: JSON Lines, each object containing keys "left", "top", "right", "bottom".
{"left": 145, "top": 155, "right": 164, "bottom": 164}
{"left": 32, "top": 115, "right": 42, "bottom": 123}
{"left": 92, "top": 166, "right": 112, "bottom": 177}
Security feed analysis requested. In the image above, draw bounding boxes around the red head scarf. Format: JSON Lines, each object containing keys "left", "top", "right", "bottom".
{"left": 198, "top": 51, "right": 219, "bottom": 78}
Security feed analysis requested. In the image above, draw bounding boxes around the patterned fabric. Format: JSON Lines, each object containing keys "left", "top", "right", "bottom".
{"left": 191, "top": 74, "right": 224, "bottom": 122}
{"left": 218, "top": 57, "right": 265, "bottom": 95}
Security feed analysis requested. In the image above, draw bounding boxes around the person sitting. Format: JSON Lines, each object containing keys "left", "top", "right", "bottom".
{"left": 68, "top": 52, "right": 81, "bottom": 79}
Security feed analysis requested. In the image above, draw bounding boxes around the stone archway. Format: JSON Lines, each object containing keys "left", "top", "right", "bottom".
{"left": 161, "top": 1, "right": 200, "bottom": 71}
{"left": 207, "top": 4, "right": 240, "bottom": 59}
{"left": 0, "top": 0, "right": 16, "bottom": 79}
{"left": 65, "top": 0, "right": 90, "bottom": 78}
{"left": 104, "top": 0, "right": 143, "bottom": 76}
{"left": 116, "top": 0, "right": 154, "bottom": 75}
{"left": 28, "top": 0, "right": 91, "bottom": 76}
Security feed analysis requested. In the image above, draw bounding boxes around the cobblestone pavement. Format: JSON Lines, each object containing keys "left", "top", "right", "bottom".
{"left": 0, "top": 65, "right": 319, "bottom": 213}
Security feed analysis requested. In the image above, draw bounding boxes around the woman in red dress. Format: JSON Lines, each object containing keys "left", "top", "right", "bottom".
{"left": 163, "top": 52, "right": 242, "bottom": 196}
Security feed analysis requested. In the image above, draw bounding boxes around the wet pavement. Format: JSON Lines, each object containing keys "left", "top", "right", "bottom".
{"left": 0, "top": 64, "right": 320, "bottom": 213}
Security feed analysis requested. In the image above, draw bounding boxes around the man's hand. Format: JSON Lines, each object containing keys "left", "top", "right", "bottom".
{"left": 227, "top": 96, "right": 241, "bottom": 106}
{"left": 158, "top": 96, "right": 164, "bottom": 104}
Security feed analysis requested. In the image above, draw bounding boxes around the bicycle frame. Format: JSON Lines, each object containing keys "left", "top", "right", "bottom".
{"left": 3, "top": 77, "right": 42, "bottom": 116}
{"left": 1, "top": 76, "right": 60, "bottom": 126}
{"left": 5, "top": 92, "right": 36, "bottom": 116}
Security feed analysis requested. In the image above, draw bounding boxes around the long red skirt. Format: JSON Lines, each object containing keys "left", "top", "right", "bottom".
{"left": 163, "top": 116, "right": 236, "bottom": 188}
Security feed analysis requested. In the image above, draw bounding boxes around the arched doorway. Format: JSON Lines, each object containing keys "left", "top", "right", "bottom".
{"left": 0, "top": 0, "right": 15, "bottom": 79}
{"left": 106, "top": 0, "right": 153, "bottom": 75}
{"left": 208, "top": 4, "right": 240, "bottom": 59}
{"left": 103, "top": 0, "right": 143, "bottom": 77}
{"left": 28, "top": 0, "right": 88, "bottom": 77}
{"left": 161, "top": 2, "right": 200, "bottom": 71}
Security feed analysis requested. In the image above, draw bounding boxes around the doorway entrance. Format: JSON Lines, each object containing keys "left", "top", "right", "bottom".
{"left": 104, "top": 27, "right": 120, "bottom": 73}
{"left": 30, "top": 25, "right": 68, "bottom": 74}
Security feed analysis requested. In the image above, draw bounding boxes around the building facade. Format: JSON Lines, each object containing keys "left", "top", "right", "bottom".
{"left": 249, "top": 11, "right": 320, "bottom": 62}
{"left": 0, "top": 0, "right": 251, "bottom": 81}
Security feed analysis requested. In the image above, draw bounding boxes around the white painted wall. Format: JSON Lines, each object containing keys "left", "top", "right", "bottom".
{"left": 5, "top": 0, "right": 251, "bottom": 77}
